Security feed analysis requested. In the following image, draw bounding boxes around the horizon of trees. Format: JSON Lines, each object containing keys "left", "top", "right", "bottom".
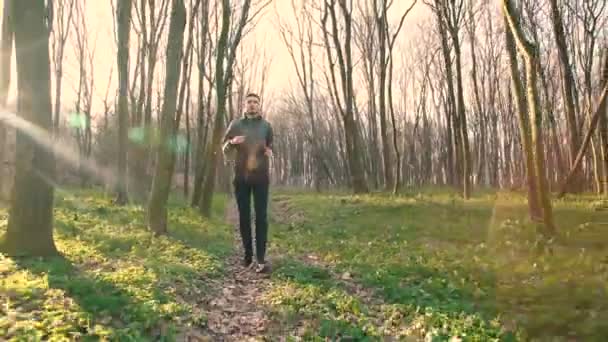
{"left": 0, "top": 0, "right": 607, "bottom": 255}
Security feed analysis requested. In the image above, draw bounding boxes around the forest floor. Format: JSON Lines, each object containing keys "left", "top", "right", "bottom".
{"left": 1, "top": 187, "right": 608, "bottom": 341}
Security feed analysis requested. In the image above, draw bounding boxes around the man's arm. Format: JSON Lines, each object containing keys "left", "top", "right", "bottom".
{"left": 222, "top": 119, "right": 237, "bottom": 154}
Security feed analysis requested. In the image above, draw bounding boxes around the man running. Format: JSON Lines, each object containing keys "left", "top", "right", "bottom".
{"left": 222, "top": 92, "right": 273, "bottom": 273}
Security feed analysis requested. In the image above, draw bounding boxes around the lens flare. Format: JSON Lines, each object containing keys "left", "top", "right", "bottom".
{"left": 0, "top": 109, "right": 118, "bottom": 189}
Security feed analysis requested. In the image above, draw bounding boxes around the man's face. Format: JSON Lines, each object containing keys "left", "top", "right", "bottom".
{"left": 245, "top": 96, "right": 260, "bottom": 113}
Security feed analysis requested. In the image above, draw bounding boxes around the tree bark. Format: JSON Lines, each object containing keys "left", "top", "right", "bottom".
{"left": 432, "top": 4, "right": 459, "bottom": 188}
{"left": 0, "top": 0, "right": 57, "bottom": 256}
{"left": 558, "top": 51, "right": 608, "bottom": 198}
{"left": 173, "top": 0, "right": 197, "bottom": 198}
{"left": 503, "top": 0, "right": 556, "bottom": 236}
{"left": 548, "top": 0, "right": 581, "bottom": 192}
{"left": 374, "top": 0, "right": 393, "bottom": 190}
{"left": 114, "top": 0, "right": 132, "bottom": 205}
{"left": 190, "top": 0, "right": 210, "bottom": 207}
{"left": 503, "top": 15, "right": 541, "bottom": 220}
{"left": 184, "top": 86, "right": 191, "bottom": 197}
{"left": 199, "top": 0, "right": 252, "bottom": 216}
{"left": 147, "top": 0, "right": 186, "bottom": 235}
{"left": 322, "top": 0, "right": 368, "bottom": 194}
{"left": 433, "top": 0, "right": 471, "bottom": 199}
{"left": 467, "top": 6, "right": 485, "bottom": 187}
{"left": 0, "top": 0, "right": 12, "bottom": 105}
{"left": 0, "top": 0, "right": 13, "bottom": 199}
{"left": 601, "top": 52, "right": 608, "bottom": 194}
{"left": 388, "top": 50, "right": 401, "bottom": 194}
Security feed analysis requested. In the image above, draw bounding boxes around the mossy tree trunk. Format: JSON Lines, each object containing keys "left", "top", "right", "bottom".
{"left": 0, "top": 0, "right": 57, "bottom": 256}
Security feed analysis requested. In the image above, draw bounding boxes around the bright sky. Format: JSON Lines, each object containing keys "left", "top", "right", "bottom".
{"left": 4, "top": 0, "right": 427, "bottom": 116}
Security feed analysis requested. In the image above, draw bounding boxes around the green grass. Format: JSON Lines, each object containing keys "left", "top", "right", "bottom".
{"left": 2, "top": 187, "right": 607, "bottom": 341}
{"left": 266, "top": 190, "right": 608, "bottom": 341}
{"left": 0, "top": 189, "right": 232, "bottom": 340}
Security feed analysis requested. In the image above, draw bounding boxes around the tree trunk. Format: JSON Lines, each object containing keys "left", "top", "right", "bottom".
{"left": 114, "top": 0, "right": 132, "bottom": 205}
{"left": 199, "top": 0, "right": 235, "bottom": 216}
{"left": 375, "top": 1, "right": 393, "bottom": 190}
{"left": 388, "top": 51, "right": 401, "bottom": 194}
{"left": 176, "top": 0, "right": 198, "bottom": 197}
{"left": 452, "top": 36, "right": 471, "bottom": 199}
{"left": 601, "top": 55, "right": 608, "bottom": 194}
{"left": 558, "top": 51, "right": 608, "bottom": 197}
{"left": 0, "top": 0, "right": 12, "bottom": 105}
{"left": 434, "top": 9, "right": 459, "bottom": 188}
{"left": 591, "top": 136, "right": 601, "bottom": 193}
{"left": 129, "top": 25, "right": 149, "bottom": 203}
{"left": 503, "top": 15, "right": 541, "bottom": 221}
{"left": 190, "top": 0, "right": 210, "bottom": 206}
{"left": 467, "top": 12, "right": 485, "bottom": 187}
{"left": 548, "top": 0, "right": 581, "bottom": 192}
{"left": 0, "top": 0, "right": 57, "bottom": 256}
{"left": 184, "top": 87, "right": 191, "bottom": 197}
{"left": 0, "top": 0, "right": 13, "bottom": 199}
{"left": 147, "top": 0, "right": 186, "bottom": 235}
{"left": 503, "top": 0, "right": 556, "bottom": 237}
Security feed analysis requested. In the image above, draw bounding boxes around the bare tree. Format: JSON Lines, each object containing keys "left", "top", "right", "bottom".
{"left": 130, "top": 0, "right": 171, "bottom": 202}
{"left": 0, "top": 0, "right": 10, "bottom": 106}
{"left": 147, "top": 0, "right": 186, "bottom": 235}
{"left": 0, "top": 0, "right": 13, "bottom": 199}
{"left": 50, "top": 0, "right": 75, "bottom": 133}
{"left": 601, "top": 49, "right": 608, "bottom": 194}
{"left": 570, "top": 0, "right": 607, "bottom": 193}
{"left": 0, "top": 0, "right": 57, "bottom": 256}
{"left": 374, "top": 0, "right": 417, "bottom": 193}
{"left": 503, "top": 0, "right": 556, "bottom": 237}
{"left": 114, "top": 0, "right": 132, "bottom": 205}
{"left": 353, "top": 2, "right": 380, "bottom": 188}
{"left": 549, "top": 0, "right": 582, "bottom": 192}
{"left": 278, "top": 0, "right": 326, "bottom": 191}
{"left": 174, "top": 0, "right": 199, "bottom": 197}
{"left": 198, "top": 0, "right": 241, "bottom": 216}
{"left": 558, "top": 50, "right": 608, "bottom": 198}
{"left": 190, "top": 0, "right": 213, "bottom": 207}
{"left": 429, "top": 0, "right": 472, "bottom": 198}
{"left": 71, "top": 0, "right": 95, "bottom": 187}
{"left": 503, "top": 12, "right": 541, "bottom": 220}
{"left": 321, "top": 0, "right": 368, "bottom": 193}
{"left": 426, "top": 0, "right": 459, "bottom": 188}
{"left": 199, "top": 0, "right": 271, "bottom": 216}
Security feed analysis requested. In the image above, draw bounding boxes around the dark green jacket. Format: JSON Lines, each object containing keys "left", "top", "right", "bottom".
{"left": 222, "top": 114, "right": 274, "bottom": 183}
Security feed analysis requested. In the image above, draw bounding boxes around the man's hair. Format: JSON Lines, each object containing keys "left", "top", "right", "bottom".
{"left": 246, "top": 92, "right": 260, "bottom": 100}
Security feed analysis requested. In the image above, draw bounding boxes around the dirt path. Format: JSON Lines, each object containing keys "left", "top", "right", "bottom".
{"left": 190, "top": 198, "right": 274, "bottom": 341}
{"left": 181, "top": 195, "right": 397, "bottom": 341}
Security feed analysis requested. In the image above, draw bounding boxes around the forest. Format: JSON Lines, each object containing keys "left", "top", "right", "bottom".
{"left": 1, "top": 0, "right": 607, "bottom": 340}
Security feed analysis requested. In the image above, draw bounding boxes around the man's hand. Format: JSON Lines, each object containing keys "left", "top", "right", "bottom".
{"left": 264, "top": 147, "right": 273, "bottom": 157}
{"left": 230, "top": 135, "right": 246, "bottom": 144}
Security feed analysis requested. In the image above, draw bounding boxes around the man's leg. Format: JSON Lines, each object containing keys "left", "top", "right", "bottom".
{"left": 253, "top": 181, "right": 269, "bottom": 268}
{"left": 234, "top": 179, "right": 253, "bottom": 266}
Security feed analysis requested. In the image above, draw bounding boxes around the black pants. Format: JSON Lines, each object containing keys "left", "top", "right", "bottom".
{"left": 234, "top": 179, "right": 269, "bottom": 263}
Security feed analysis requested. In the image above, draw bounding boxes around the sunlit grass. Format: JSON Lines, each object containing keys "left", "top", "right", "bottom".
{"left": 2, "top": 186, "right": 607, "bottom": 340}
{"left": 266, "top": 190, "right": 608, "bottom": 340}
{"left": 0, "top": 189, "right": 231, "bottom": 340}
